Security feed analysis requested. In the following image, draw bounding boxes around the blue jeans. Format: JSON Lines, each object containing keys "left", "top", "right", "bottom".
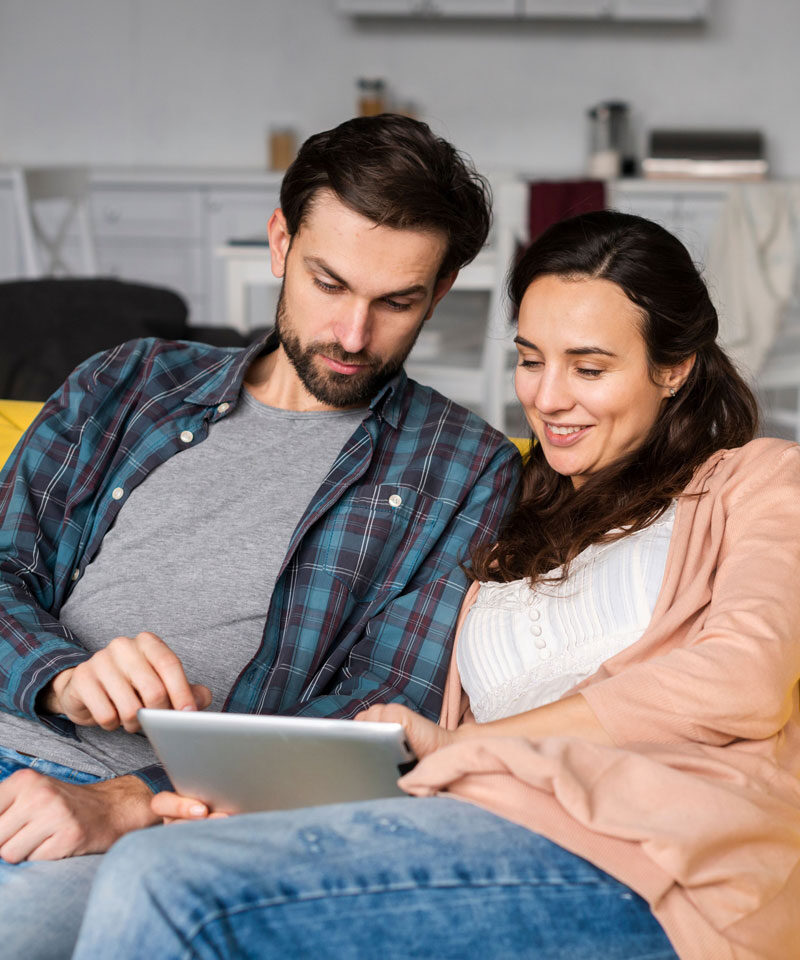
{"left": 0, "top": 746, "right": 105, "bottom": 960}
{"left": 73, "top": 796, "right": 677, "bottom": 960}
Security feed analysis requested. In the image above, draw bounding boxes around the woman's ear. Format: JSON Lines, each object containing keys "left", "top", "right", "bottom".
{"left": 661, "top": 354, "right": 696, "bottom": 398}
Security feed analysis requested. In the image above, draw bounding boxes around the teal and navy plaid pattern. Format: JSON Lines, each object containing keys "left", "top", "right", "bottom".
{"left": 0, "top": 335, "right": 520, "bottom": 791}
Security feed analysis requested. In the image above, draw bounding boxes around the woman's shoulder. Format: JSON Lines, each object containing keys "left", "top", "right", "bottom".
{"left": 689, "top": 437, "right": 800, "bottom": 495}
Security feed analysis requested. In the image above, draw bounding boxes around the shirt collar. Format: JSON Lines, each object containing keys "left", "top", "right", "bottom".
{"left": 184, "top": 328, "right": 408, "bottom": 428}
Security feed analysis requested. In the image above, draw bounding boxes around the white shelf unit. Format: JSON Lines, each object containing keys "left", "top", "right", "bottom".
{"left": 405, "top": 177, "right": 529, "bottom": 432}
{"left": 338, "top": 0, "right": 708, "bottom": 20}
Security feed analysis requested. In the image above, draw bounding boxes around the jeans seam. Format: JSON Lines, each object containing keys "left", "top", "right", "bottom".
{"left": 180, "top": 875, "right": 627, "bottom": 956}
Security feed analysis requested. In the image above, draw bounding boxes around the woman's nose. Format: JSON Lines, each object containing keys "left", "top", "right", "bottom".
{"left": 534, "top": 370, "right": 573, "bottom": 414}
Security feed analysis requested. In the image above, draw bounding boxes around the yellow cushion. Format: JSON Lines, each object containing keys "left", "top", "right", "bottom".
{"left": 509, "top": 437, "right": 531, "bottom": 456}
{"left": 0, "top": 400, "right": 44, "bottom": 470}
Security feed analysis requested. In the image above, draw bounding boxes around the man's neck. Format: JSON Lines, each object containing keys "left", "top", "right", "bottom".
{"left": 244, "top": 348, "right": 345, "bottom": 413}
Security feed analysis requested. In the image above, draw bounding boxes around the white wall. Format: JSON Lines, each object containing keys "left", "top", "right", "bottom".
{"left": 1, "top": 0, "right": 798, "bottom": 176}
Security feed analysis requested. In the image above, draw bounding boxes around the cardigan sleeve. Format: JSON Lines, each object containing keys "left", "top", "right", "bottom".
{"left": 581, "top": 442, "right": 800, "bottom": 747}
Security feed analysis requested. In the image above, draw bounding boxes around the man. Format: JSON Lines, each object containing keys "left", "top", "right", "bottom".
{"left": 0, "top": 114, "right": 520, "bottom": 955}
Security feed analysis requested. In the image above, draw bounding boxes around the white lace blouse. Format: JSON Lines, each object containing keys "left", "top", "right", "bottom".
{"left": 457, "top": 502, "right": 677, "bottom": 723}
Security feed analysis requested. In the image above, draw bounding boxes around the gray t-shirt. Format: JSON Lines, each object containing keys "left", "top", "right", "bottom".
{"left": 0, "top": 391, "right": 367, "bottom": 776}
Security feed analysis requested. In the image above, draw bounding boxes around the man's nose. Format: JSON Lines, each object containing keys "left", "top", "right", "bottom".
{"left": 333, "top": 302, "right": 372, "bottom": 355}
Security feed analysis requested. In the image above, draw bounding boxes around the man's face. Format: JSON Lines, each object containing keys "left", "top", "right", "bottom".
{"left": 267, "top": 191, "right": 454, "bottom": 409}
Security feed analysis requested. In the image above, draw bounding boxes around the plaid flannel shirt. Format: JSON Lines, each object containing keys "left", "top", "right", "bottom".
{"left": 0, "top": 335, "right": 520, "bottom": 792}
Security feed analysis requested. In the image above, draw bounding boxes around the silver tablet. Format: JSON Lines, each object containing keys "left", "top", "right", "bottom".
{"left": 138, "top": 709, "right": 417, "bottom": 814}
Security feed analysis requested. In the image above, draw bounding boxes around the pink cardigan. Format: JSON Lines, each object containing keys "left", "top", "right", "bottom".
{"left": 401, "top": 438, "right": 800, "bottom": 960}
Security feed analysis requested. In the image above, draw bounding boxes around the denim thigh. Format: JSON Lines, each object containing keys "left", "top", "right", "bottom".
{"left": 0, "top": 744, "right": 105, "bottom": 960}
{"left": 74, "top": 795, "right": 678, "bottom": 960}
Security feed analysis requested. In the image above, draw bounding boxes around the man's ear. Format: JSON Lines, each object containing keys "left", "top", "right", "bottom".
{"left": 267, "top": 209, "right": 291, "bottom": 279}
{"left": 423, "top": 271, "right": 458, "bottom": 322}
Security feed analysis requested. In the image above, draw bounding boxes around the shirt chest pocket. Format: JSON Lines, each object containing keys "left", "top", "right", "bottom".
{"left": 322, "top": 484, "right": 443, "bottom": 601}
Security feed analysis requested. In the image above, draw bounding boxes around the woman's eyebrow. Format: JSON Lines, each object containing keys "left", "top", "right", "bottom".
{"left": 513, "top": 335, "right": 616, "bottom": 358}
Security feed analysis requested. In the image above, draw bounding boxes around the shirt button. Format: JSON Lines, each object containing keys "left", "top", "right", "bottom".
{"left": 71, "top": 569, "right": 80, "bottom": 581}
{"left": 388, "top": 494, "right": 402, "bottom": 508}
{"left": 217, "top": 402, "right": 230, "bottom": 414}
{"left": 111, "top": 487, "right": 124, "bottom": 500}
{"left": 180, "top": 430, "right": 194, "bottom": 444}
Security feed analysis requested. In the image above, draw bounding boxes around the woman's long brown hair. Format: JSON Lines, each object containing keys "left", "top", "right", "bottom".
{"left": 470, "top": 211, "right": 759, "bottom": 586}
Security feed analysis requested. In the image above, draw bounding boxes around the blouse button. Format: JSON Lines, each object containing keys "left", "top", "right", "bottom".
{"left": 533, "top": 636, "right": 547, "bottom": 649}
{"left": 180, "top": 430, "right": 194, "bottom": 444}
{"left": 528, "top": 608, "right": 540, "bottom": 621}
{"left": 388, "top": 494, "right": 402, "bottom": 508}
{"left": 111, "top": 487, "right": 124, "bottom": 500}
{"left": 530, "top": 624, "right": 542, "bottom": 637}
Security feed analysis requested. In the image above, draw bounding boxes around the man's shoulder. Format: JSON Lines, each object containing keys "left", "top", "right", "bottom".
{"left": 398, "top": 377, "right": 517, "bottom": 459}
{"left": 75, "top": 337, "right": 242, "bottom": 398}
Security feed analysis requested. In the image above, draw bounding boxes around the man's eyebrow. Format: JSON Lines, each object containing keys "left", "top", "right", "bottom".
{"left": 513, "top": 335, "right": 617, "bottom": 358}
{"left": 305, "top": 256, "right": 428, "bottom": 298}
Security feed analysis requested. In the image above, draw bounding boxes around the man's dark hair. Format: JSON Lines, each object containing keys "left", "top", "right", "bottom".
{"left": 280, "top": 114, "right": 491, "bottom": 278}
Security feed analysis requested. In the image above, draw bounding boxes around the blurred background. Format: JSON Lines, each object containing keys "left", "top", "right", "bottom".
{"left": 1, "top": 0, "right": 799, "bottom": 437}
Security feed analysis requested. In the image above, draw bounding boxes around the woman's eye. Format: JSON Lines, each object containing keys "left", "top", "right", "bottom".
{"left": 314, "top": 278, "right": 341, "bottom": 294}
{"left": 518, "top": 358, "right": 542, "bottom": 369}
{"left": 577, "top": 368, "right": 603, "bottom": 378}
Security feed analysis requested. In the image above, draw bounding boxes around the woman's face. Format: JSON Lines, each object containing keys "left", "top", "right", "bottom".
{"left": 514, "top": 274, "right": 682, "bottom": 489}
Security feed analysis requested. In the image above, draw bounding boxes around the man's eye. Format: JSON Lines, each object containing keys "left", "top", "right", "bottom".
{"left": 314, "top": 278, "right": 341, "bottom": 293}
{"left": 383, "top": 298, "right": 412, "bottom": 312}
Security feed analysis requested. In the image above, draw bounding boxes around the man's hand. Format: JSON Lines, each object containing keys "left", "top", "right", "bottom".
{"left": 41, "top": 631, "right": 212, "bottom": 732}
{"left": 151, "top": 791, "right": 230, "bottom": 825}
{"left": 355, "top": 703, "right": 456, "bottom": 760}
{"left": 0, "top": 770, "right": 158, "bottom": 862}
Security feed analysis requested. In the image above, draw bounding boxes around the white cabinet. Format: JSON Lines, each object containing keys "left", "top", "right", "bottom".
{"left": 206, "top": 187, "right": 280, "bottom": 328}
{"left": 92, "top": 187, "right": 204, "bottom": 240}
{"left": 0, "top": 169, "right": 286, "bottom": 328}
{"left": 91, "top": 183, "right": 207, "bottom": 322}
{"left": 609, "top": 181, "right": 729, "bottom": 268}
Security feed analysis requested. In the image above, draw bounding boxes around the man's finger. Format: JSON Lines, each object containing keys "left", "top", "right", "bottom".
{"left": 151, "top": 790, "right": 209, "bottom": 821}
{"left": 89, "top": 661, "right": 150, "bottom": 732}
{"left": 0, "top": 816, "right": 55, "bottom": 864}
{"left": 67, "top": 674, "right": 122, "bottom": 730}
{"left": 190, "top": 684, "right": 212, "bottom": 710}
{"left": 136, "top": 633, "right": 197, "bottom": 712}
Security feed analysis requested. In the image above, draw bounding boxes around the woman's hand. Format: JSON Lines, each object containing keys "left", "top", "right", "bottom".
{"left": 355, "top": 703, "right": 456, "bottom": 760}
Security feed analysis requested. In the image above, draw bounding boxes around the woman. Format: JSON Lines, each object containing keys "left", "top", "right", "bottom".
{"left": 72, "top": 212, "right": 800, "bottom": 960}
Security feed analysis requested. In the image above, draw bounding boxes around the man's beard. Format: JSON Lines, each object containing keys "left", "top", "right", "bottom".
{"left": 273, "top": 287, "right": 422, "bottom": 408}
